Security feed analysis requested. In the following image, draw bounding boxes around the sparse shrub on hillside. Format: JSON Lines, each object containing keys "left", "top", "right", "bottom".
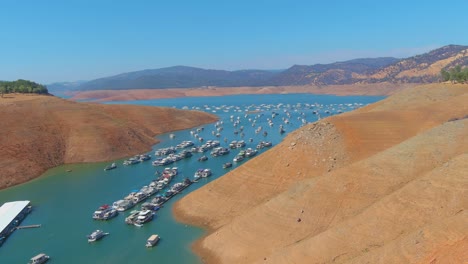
{"left": 440, "top": 65, "right": 468, "bottom": 83}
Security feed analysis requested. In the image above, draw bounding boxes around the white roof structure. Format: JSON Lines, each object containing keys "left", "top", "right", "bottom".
{"left": 0, "top": 200, "right": 30, "bottom": 233}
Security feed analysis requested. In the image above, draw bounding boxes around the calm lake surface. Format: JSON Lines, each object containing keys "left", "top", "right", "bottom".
{"left": 0, "top": 93, "right": 384, "bottom": 263}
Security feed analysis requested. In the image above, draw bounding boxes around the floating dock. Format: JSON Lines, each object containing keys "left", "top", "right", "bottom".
{"left": 0, "top": 200, "right": 32, "bottom": 246}
{"left": 16, "top": 224, "right": 41, "bottom": 230}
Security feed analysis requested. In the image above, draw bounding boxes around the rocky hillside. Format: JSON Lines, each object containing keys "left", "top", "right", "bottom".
{"left": 359, "top": 44, "right": 468, "bottom": 83}
{"left": 269, "top": 57, "right": 399, "bottom": 85}
{"left": 174, "top": 83, "right": 468, "bottom": 264}
{"left": 0, "top": 94, "right": 217, "bottom": 189}
{"left": 273, "top": 45, "right": 468, "bottom": 85}
{"left": 64, "top": 45, "right": 468, "bottom": 91}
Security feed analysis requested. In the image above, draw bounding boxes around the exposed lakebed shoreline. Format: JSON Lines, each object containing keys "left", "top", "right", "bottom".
{"left": 173, "top": 84, "right": 468, "bottom": 264}
{"left": 70, "top": 83, "right": 416, "bottom": 102}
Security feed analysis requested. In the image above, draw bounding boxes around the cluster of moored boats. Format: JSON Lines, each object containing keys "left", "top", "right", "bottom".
{"left": 125, "top": 178, "right": 193, "bottom": 226}
{"left": 229, "top": 140, "right": 246, "bottom": 149}
{"left": 123, "top": 154, "right": 151, "bottom": 165}
{"left": 152, "top": 150, "right": 192, "bottom": 166}
{"left": 93, "top": 167, "right": 190, "bottom": 222}
{"left": 89, "top": 166, "right": 194, "bottom": 247}
{"left": 233, "top": 148, "right": 258, "bottom": 163}
{"left": 91, "top": 105, "right": 298, "bottom": 254}
{"left": 30, "top": 100, "right": 368, "bottom": 262}
{"left": 256, "top": 140, "right": 273, "bottom": 149}
{"left": 210, "top": 147, "right": 230, "bottom": 156}
{"left": 105, "top": 135, "right": 272, "bottom": 173}
{"left": 93, "top": 115, "right": 282, "bottom": 249}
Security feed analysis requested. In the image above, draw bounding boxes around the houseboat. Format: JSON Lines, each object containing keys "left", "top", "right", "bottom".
{"left": 87, "top": 230, "right": 108, "bottom": 242}
{"left": 104, "top": 163, "right": 117, "bottom": 171}
{"left": 92, "top": 204, "right": 118, "bottom": 220}
{"left": 146, "top": 234, "right": 160, "bottom": 247}
{"left": 134, "top": 210, "right": 154, "bottom": 227}
{"left": 28, "top": 253, "right": 50, "bottom": 264}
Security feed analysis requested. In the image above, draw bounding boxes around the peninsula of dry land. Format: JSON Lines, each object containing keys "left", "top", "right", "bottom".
{"left": 174, "top": 83, "right": 468, "bottom": 264}
{"left": 0, "top": 94, "right": 217, "bottom": 189}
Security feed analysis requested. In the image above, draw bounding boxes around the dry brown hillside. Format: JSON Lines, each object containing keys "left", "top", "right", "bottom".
{"left": 0, "top": 94, "right": 217, "bottom": 189}
{"left": 174, "top": 84, "right": 468, "bottom": 264}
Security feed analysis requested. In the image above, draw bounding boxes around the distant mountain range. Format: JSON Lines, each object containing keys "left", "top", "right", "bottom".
{"left": 50, "top": 45, "right": 468, "bottom": 91}
{"left": 75, "top": 67, "right": 277, "bottom": 91}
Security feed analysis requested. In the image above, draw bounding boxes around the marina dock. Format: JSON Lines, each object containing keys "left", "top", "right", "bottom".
{"left": 16, "top": 224, "right": 41, "bottom": 230}
{"left": 0, "top": 200, "right": 32, "bottom": 246}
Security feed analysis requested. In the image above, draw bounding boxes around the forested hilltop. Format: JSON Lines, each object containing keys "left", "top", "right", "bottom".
{"left": 0, "top": 79, "right": 48, "bottom": 96}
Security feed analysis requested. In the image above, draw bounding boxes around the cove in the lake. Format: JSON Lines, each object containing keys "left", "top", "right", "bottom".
{"left": 0, "top": 93, "right": 384, "bottom": 263}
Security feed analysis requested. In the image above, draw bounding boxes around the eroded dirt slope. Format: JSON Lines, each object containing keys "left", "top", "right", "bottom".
{"left": 0, "top": 94, "right": 217, "bottom": 189}
{"left": 174, "top": 84, "right": 467, "bottom": 264}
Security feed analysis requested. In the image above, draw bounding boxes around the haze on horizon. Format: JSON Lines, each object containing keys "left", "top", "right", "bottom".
{"left": 1, "top": 0, "right": 467, "bottom": 84}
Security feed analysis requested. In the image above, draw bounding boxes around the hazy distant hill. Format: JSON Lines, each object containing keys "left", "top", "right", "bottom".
{"left": 73, "top": 45, "right": 468, "bottom": 90}
{"left": 77, "top": 66, "right": 277, "bottom": 90}
{"left": 47, "top": 80, "right": 87, "bottom": 94}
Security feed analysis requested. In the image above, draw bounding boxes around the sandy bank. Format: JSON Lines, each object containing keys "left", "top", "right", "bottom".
{"left": 0, "top": 94, "right": 217, "bottom": 189}
{"left": 173, "top": 84, "right": 468, "bottom": 264}
{"left": 70, "top": 83, "right": 416, "bottom": 102}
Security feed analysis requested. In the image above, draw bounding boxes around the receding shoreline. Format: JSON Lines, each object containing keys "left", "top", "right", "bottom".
{"left": 172, "top": 202, "right": 222, "bottom": 264}
{"left": 172, "top": 84, "right": 468, "bottom": 264}
{"left": 70, "top": 83, "right": 417, "bottom": 102}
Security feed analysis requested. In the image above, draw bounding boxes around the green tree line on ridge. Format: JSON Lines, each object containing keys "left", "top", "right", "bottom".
{"left": 0, "top": 79, "right": 48, "bottom": 97}
{"left": 440, "top": 65, "right": 468, "bottom": 83}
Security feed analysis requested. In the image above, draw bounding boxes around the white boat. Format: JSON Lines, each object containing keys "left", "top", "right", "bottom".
{"left": 134, "top": 210, "right": 154, "bottom": 227}
{"left": 233, "top": 155, "right": 244, "bottom": 162}
{"left": 28, "top": 253, "right": 50, "bottom": 264}
{"left": 194, "top": 169, "right": 204, "bottom": 179}
{"left": 123, "top": 158, "right": 140, "bottom": 165}
{"left": 138, "top": 154, "right": 151, "bottom": 161}
{"left": 87, "top": 230, "right": 108, "bottom": 242}
{"left": 104, "top": 163, "right": 117, "bottom": 171}
{"left": 132, "top": 192, "right": 149, "bottom": 204}
{"left": 146, "top": 234, "right": 160, "bottom": 247}
{"left": 125, "top": 210, "right": 140, "bottom": 225}
{"left": 198, "top": 155, "right": 208, "bottom": 162}
{"left": 92, "top": 204, "right": 118, "bottom": 220}
{"left": 201, "top": 168, "right": 212, "bottom": 177}
{"left": 113, "top": 199, "right": 135, "bottom": 212}
{"left": 245, "top": 148, "right": 258, "bottom": 157}
{"left": 236, "top": 140, "right": 246, "bottom": 148}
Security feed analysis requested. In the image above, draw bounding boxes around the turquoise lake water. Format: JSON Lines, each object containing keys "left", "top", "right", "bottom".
{"left": 0, "top": 94, "right": 384, "bottom": 263}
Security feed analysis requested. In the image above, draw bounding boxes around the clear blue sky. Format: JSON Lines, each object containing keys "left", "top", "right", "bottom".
{"left": 1, "top": 0, "right": 467, "bottom": 83}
